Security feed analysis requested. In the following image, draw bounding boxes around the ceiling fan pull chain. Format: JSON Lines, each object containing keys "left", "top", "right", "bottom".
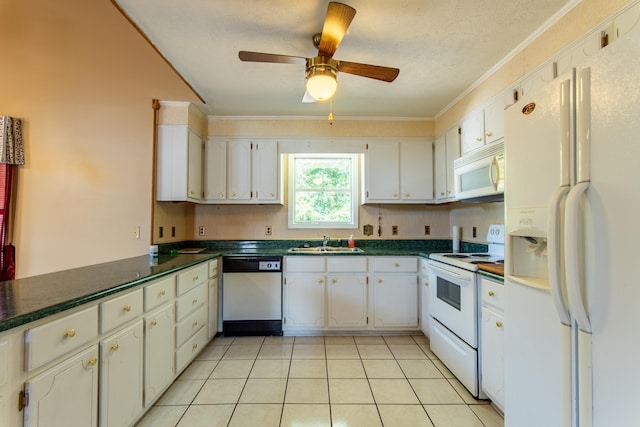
{"left": 328, "top": 100, "right": 334, "bottom": 126}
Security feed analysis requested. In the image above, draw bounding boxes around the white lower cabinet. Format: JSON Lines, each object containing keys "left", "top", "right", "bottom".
{"left": 283, "top": 274, "right": 326, "bottom": 330}
{"left": 99, "top": 320, "right": 144, "bottom": 427}
{"left": 327, "top": 274, "right": 368, "bottom": 328}
{"left": 208, "top": 258, "right": 220, "bottom": 339}
{"left": 144, "top": 305, "right": 174, "bottom": 407}
{"left": 372, "top": 257, "right": 419, "bottom": 329}
{"left": 23, "top": 345, "right": 99, "bottom": 427}
{"left": 419, "top": 258, "right": 430, "bottom": 336}
{"left": 480, "top": 275, "right": 505, "bottom": 411}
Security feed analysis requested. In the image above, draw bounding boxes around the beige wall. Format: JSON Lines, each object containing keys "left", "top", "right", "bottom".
{"left": 0, "top": 0, "right": 199, "bottom": 277}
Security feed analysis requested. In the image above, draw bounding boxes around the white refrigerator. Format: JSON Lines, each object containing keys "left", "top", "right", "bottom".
{"left": 504, "top": 27, "right": 640, "bottom": 427}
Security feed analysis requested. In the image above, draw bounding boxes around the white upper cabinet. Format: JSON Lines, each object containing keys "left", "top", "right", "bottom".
{"left": 613, "top": 1, "right": 640, "bottom": 41}
{"left": 156, "top": 125, "right": 203, "bottom": 202}
{"left": 434, "top": 126, "right": 460, "bottom": 203}
{"left": 460, "top": 110, "right": 485, "bottom": 155}
{"left": 204, "top": 139, "right": 282, "bottom": 204}
{"left": 461, "top": 89, "right": 515, "bottom": 155}
{"left": 363, "top": 140, "right": 433, "bottom": 204}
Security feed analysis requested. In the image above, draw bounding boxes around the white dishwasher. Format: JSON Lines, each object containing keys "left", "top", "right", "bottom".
{"left": 222, "top": 256, "right": 283, "bottom": 336}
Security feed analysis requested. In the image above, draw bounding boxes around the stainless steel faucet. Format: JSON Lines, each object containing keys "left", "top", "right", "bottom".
{"left": 322, "top": 234, "right": 330, "bottom": 247}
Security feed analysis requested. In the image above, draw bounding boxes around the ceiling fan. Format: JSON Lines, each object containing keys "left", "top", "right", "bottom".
{"left": 238, "top": 2, "right": 400, "bottom": 103}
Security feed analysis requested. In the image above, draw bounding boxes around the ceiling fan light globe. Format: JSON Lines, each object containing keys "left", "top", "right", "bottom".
{"left": 306, "top": 73, "right": 337, "bottom": 101}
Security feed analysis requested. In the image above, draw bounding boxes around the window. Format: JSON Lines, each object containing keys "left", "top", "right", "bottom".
{"left": 288, "top": 154, "right": 359, "bottom": 229}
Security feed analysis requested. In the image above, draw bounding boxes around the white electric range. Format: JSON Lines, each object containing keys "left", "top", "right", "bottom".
{"left": 427, "top": 224, "right": 504, "bottom": 398}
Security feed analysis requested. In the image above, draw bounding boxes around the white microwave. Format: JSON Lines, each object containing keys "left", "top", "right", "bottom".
{"left": 453, "top": 140, "right": 504, "bottom": 202}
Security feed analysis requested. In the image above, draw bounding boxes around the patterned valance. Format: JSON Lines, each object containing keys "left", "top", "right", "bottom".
{"left": 0, "top": 116, "right": 25, "bottom": 165}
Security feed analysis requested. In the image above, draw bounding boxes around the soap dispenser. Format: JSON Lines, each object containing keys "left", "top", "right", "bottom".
{"left": 348, "top": 234, "right": 355, "bottom": 248}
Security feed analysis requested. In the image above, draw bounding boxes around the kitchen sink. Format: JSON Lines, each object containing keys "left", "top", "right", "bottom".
{"left": 288, "top": 247, "right": 364, "bottom": 254}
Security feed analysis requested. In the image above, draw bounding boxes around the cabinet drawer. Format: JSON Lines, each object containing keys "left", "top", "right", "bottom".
{"left": 176, "top": 305, "right": 208, "bottom": 347}
{"left": 481, "top": 277, "right": 505, "bottom": 311}
{"left": 175, "top": 283, "right": 207, "bottom": 321}
{"left": 144, "top": 276, "right": 175, "bottom": 312}
{"left": 25, "top": 305, "right": 99, "bottom": 371}
{"left": 374, "top": 257, "right": 418, "bottom": 273}
{"left": 285, "top": 256, "right": 325, "bottom": 272}
{"left": 327, "top": 257, "right": 367, "bottom": 273}
{"left": 100, "top": 289, "right": 143, "bottom": 334}
{"left": 208, "top": 258, "right": 219, "bottom": 278}
{"left": 177, "top": 264, "right": 208, "bottom": 296}
{"left": 176, "top": 326, "right": 208, "bottom": 373}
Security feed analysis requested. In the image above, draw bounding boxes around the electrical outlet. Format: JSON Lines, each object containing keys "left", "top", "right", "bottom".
{"left": 265, "top": 225, "right": 272, "bottom": 236}
{"left": 198, "top": 226, "right": 206, "bottom": 236}
{"left": 171, "top": 226, "right": 176, "bottom": 238}
{"left": 131, "top": 226, "right": 140, "bottom": 240}
{"left": 159, "top": 226, "right": 164, "bottom": 238}
{"left": 392, "top": 225, "right": 398, "bottom": 235}
{"left": 473, "top": 226, "right": 477, "bottom": 238}
{"left": 424, "top": 225, "right": 430, "bottom": 235}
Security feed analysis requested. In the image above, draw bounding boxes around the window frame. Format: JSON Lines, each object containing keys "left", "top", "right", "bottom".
{"left": 287, "top": 153, "right": 359, "bottom": 229}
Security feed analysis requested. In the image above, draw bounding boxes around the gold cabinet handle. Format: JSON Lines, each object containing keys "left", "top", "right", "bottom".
{"left": 66, "top": 328, "right": 76, "bottom": 338}
{"left": 192, "top": 298, "right": 199, "bottom": 305}
{"left": 150, "top": 320, "right": 157, "bottom": 327}
{"left": 123, "top": 305, "right": 131, "bottom": 312}
{"left": 192, "top": 343, "right": 198, "bottom": 351}
{"left": 394, "top": 263, "right": 400, "bottom": 268}
{"left": 270, "top": 193, "right": 275, "bottom": 197}
{"left": 486, "top": 131, "right": 493, "bottom": 137}
{"left": 192, "top": 275, "right": 199, "bottom": 282}
{"left": 111, "top": 343, "right": 119, "bottom": 352}
{"left": 440, "top": 192, "right": 445, "bottom": 196}
{"left": 193, "top": 320, "right": 199, "bottom": 327}
{"left": 331, "top": 279, "right": 337, "bottom": 284}
{"left": 496, "top": 321, "right": 503, "bottom": 328}
{"left": 488, "top": 291, "right": 495, "bottom": 296}
{"left": 159, "top": 290, "right": 166, "bottom": 296}
{"left": 231, "top": 192, "right": 236, "bottom": 197}
{"left": 218, "top": 192, "right": 224, "bottom": 198}
{"left": 377, "top": 279, "right": 383, "bottom": 284}
{"left": 476, "top": 137, "right": 483, "bottom": 142}
{"left": 424, "top": 282, "right": 429, "bottom": 286}
{"left": 86, "top": 357, "right": 97, "bottom": 367}
{"left": 405, "top": 193, "right": 410, "bottom": 197}
{"left": 393, "top": 193, "right": 399, "bottom": 197}
{"left": 318, "top": 279, "right": 324, "bottom": 284}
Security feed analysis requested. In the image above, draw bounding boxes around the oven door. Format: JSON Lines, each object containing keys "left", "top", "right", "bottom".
{"left": 428, "top": 260, "right": 478, "bottom": 347}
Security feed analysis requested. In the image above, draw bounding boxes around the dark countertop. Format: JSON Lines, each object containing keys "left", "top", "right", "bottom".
{"left": 0, "top": 239, "right": 489, "bottom": 334}
{"left": 0, "top": 253, "right": 216, "bottom": 333}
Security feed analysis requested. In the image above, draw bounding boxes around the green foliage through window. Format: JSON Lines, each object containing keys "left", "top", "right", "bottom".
{"left": 288, "top": 154, "right": 359, "bottom": 229}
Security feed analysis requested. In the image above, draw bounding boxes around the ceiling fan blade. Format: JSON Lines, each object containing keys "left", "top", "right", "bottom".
{"left": 317, "top": 2, "right": 356, "bottom": 57}
{"left": 238, "top": 51, "right": 306, "bottom": 65}
{"left": 302, "top": 90, "right": 316, "bottom": 103}
{"left": 338, "top": 60, "right": 400, "bottom": 82}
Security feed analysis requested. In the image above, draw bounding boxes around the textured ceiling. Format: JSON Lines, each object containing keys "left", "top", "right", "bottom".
{"left": 114, "top": 0, "right": 577, "bottom": 118}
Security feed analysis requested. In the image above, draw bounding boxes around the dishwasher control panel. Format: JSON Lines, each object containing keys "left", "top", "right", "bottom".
{"left": 259, "top": 261, "right": 281, "bottom": 271}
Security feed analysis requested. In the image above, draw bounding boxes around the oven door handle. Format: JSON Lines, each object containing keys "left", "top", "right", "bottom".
{"left": 428, "top": 264, "right": 472, "bottom": 283}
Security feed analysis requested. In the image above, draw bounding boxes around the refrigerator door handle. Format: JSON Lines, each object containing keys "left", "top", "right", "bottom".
{"left": 565, "top": 181, "right": 592, "bottom": 333}
{"left": 548, "top": 185, "right": 571, "bottom": 325}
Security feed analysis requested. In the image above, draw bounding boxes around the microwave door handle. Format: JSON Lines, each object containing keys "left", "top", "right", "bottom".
{"left": 489, "top": 156, "right": 499, "bottom": 191}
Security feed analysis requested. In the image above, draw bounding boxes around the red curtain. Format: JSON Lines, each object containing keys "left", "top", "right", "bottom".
{"left": 0, "top": 164, "right": 15, "bottom": 280}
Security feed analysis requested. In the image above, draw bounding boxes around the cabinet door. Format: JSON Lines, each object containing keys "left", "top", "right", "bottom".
{"left": 400, "top": 141, "right": 433, "bottom": 202}
{"left": 283, "top": 275, "right": 326, "bottom": 329}
{"left": 204, "top": 138, "right": 227, "bottom": 201}
{"left": 208, "top": 276, "right": 219, "bottom": 339}
{"left": 373, "top": 275, "right": 419, "bottom": 328}
{"left": 460, "top": 110, "right": 485, "bottom": 155}
{"left": 364, "top": 142, "right": 400, "bottom": 201}
{"left": 419, "top": 275, "right": 430, "bottom": 337}
{"left": 24, "top": 346, "right": 99, "bottom": 427}
{"left": 555, "top": 26, "right": 609, "bottom": 77}
{"left": 144, "top": 305, "right": 174, "bottom": 407}
{"left": 327, "top": 275, "right": 368, "bottom": 328}
{"left": 99, "top": 321, "right": 144, "bottom": 427}
{"left": 481, "top": 307, "right": 505, "bottom": 410}
{"left": 434, "top": 135, "right": 447, "bottom": 201}
{"left": 187, "top": 130, "right": 203, "bottom": 202}
{"left": 445, "top": 126, "right": 460, "bottom": 200}
{"left": 484, "top": 94, "right": 511, "bottom": 144}
{"left": 253, "top": 140, "right": 280, "bottom": 203}
{"left": 227, "top": 140, "right": 252, "bottom": 200}
{"left": 614, "top": 1, "right": 640, "bottom": 41}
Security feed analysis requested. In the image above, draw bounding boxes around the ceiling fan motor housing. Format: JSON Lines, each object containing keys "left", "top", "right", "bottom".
{"left": 305, "top": 56, "right": 339, "bottom": 101}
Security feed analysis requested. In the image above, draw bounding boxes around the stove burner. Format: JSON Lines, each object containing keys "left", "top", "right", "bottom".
{"left": 443, "top": 254, "right": 469, "bottom": 258}
{"left": 470, "top": 253, "right": 491, "bottom": 257}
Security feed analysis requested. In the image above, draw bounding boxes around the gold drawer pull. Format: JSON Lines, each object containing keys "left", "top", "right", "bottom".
{"left": 192, "top": 343, "right": 198, "bottom": 351}
{"left": 488, "top": 291, "right": 495, "bottom": 296}
{"left": 318, "top": 279, "right": 324, "bottom": 284}
{"left": 123, "top": 305, "right": 132, "bottom": 312}
{"left": 394, "top": 263, "right": 400, "bottom": 267}
{"left": 150, "top": 320, "right": 157, "bottom": 327}
{"left": 86, "top": 357, "right": 97, "bottom": 367}
{"left": 66, "top": 328, "right": 76, "bottom": 338}
{"left": 377, "top": 279, "right": 383, "bottom": 284}
{"left": 192, "top": 298, "right": 199, "bottom": 304}
{"left": 159, "top": 290, "right": 166, "bottom": 296}
{"left": 331, "top": 279, "right": 337, "bottom": 284}
{"left": 476, "top": 137, "right": 483, "bottom": 142}
{"left": 486, "top": 132, "right": 493, "bottom": 137}
{"left": 496, "top": 321, "right": 503, "bottom": 328}
{"left": 111, "top": 343, "right": 119, "bottom": 352}
{"left": 405, "top": 193, "right": 410, "bottom": 197}
{"left": 193, "top": 320, "right": 199, "bottom": 327}
{"left": 192, "top": 275, "right": 199, "bottom": 282}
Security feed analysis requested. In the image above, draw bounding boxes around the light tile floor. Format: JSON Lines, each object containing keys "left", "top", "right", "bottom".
{"left": 136, "top": 335, "right": 504, "bottom": 427}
